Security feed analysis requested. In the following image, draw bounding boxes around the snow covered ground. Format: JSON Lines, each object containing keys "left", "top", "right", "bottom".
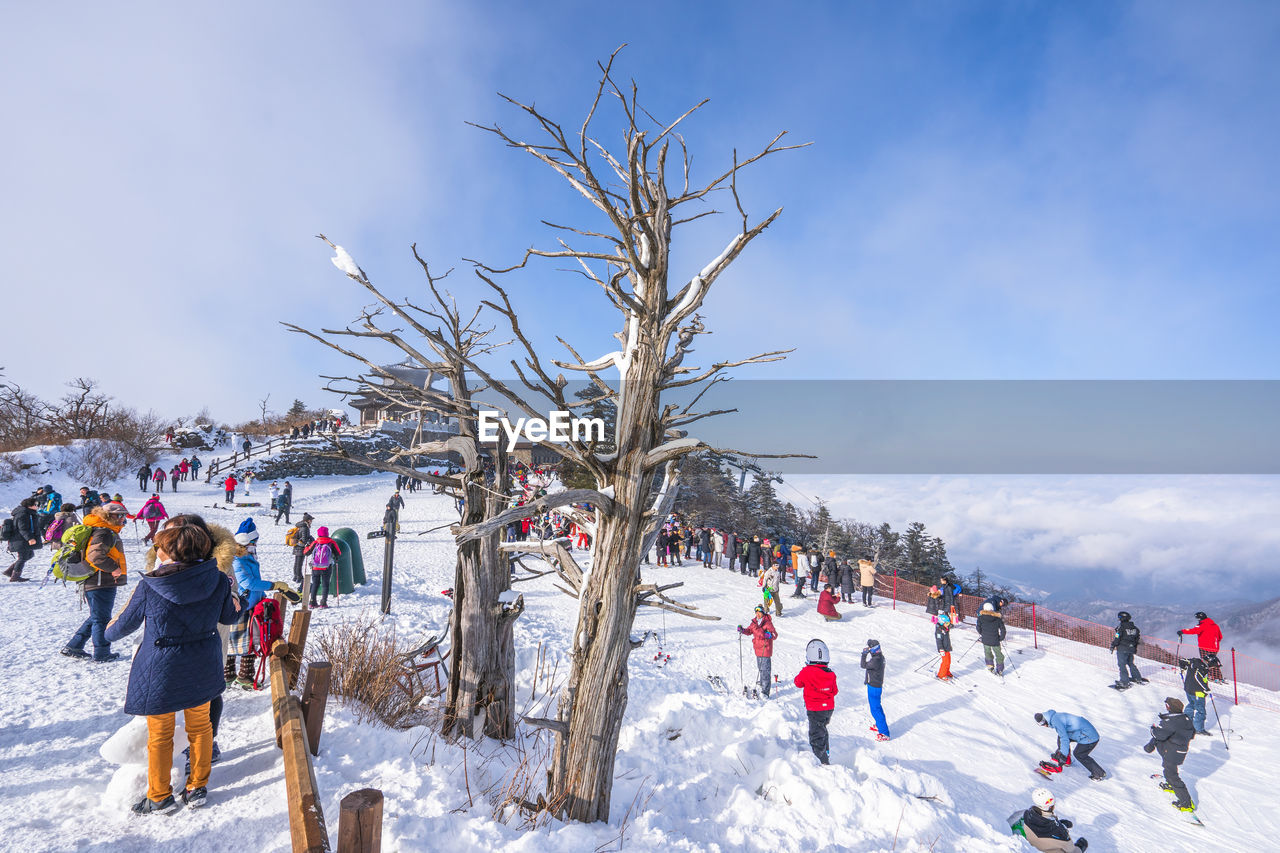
{"left": 2, "top": 456, "right": 1277, "bottom": 852}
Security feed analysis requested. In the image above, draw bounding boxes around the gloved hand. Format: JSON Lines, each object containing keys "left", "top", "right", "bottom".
{"left": 1177, "top": 630, "right": 1184, "bottom": 638}
{"left": 1143, "top": 741, "right": 1155, "bottom": 754}
{"left": 1051, "top": 750, "right": 1066, "bottom": 764}
{"left": 737, "top": 625, "right": 746, "bottom": 634}
{"left": 1060, "top": 819, "right": 1072, "bottom": 829}
{"left": 271, "top": 581, "right": 291, "bottom": 591}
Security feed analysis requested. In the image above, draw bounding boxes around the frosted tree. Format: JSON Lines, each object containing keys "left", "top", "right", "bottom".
{"left": 444, "top": 49, "right": 808, "bottom": 822}
{"left": 284, "top": 249, "right": 528, "bottom": 740}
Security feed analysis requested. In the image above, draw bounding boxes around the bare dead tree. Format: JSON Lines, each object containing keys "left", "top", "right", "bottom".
{"left": 50, "top": 378, "right": 112, "bottom": 439}
{"left": 284, "top": 246, "right": 548, "bottom": 740}
{"left": 257, "top": 394, "right": 272, "bottom": 435}
{"left": 439, "top": 48, "right": 809, "bottom": 822}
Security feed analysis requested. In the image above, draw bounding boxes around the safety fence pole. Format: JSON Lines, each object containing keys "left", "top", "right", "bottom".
{"left": 1232, "top": 647, "right": 1239, "bottom": 706}
{"left": 892, "top": 569, "right": 897, "bottom": 610}
{"left": 1032, "top": 603, "right": 1038, "bottom": 650}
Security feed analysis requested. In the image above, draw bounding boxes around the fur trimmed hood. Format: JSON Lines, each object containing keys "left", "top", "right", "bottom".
{"left": 144, "top": 521, "right": 238, "bottom": 588}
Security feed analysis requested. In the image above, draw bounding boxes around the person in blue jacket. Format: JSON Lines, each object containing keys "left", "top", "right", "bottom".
{"left": 104, "top": 520, "right": 239, "bottom": 813}
{"left": 1034, "top": 710, "right": 1107, "bottom": 780}
{"left": 227, "top": 518, "right": 295, "bottom": 686}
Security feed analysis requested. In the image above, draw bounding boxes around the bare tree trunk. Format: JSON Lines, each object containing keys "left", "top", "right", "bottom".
{"left": 444, "top": 422, "right": 521, "bottom": 740}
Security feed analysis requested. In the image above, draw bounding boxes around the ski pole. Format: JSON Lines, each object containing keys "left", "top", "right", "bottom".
{"left": 913, "top": 653, "right": 940, "bottom": 674}
{"left": 1208, "top": 693, "right": 1230, "bottom": 752}
{"left": 956, "top": 635, "right": 982, "bottom": 664}
{"left": 737, "top": 627, "right": 747, "bottom": 696}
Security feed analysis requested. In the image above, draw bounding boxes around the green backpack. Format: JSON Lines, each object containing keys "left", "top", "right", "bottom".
{"left": 51, "top": 524, "right": 97, "bottom": 583}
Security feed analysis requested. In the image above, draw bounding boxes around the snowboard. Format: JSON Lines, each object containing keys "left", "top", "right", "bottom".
{"left": 1151, "top": 775, "right": 1205, "bottom": 826}
{"left": 1034, "top": 760, "right": 1063, "bottom": 778}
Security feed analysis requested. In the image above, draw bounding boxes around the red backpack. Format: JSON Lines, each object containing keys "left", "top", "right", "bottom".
{"left": 251, "top": 598, "right": 284, "bottom": 688}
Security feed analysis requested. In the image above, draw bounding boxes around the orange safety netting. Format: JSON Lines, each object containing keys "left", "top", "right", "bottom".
{"left": 871, "top": 571, "right": 1280, "bottom": 713}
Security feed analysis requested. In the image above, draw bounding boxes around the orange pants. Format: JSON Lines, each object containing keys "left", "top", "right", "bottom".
{"left": 937, "top": 651, "right": 952, "bottom": 679}
{"left": 146, "top": 702, "right": 212, "bottom": 802}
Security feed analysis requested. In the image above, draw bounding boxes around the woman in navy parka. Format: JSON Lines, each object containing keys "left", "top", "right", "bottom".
{"left": 105, "top": 520, "right": 238, "bottom": 813}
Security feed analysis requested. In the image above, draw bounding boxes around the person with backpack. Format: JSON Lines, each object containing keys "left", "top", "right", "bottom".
{"left": 61, "top": 503, "right": 130, "bottom": 661}
{"left": 816, "top": 582, "right": 842, "bottom": 621}
{"left": 4, "top": 497, "right": 40, "bottom": 582}
{"left": 189, "top": 454, "right": 202, "bottom": 481}
{"left": 169, "top": 466, "right": 181, "bottom": 492}
{"left": 1178, "top": 612, "right": 1225, "bottom": 682}
{"left": 1108, "top": 611, "right": 1148, "bottom": 690}
{"left": 103, "top": 521, "right": 238, "bottom": 813}
{"left": 43, "top": 502, "right": 80, "bottom": 550}
{"left": 138, "top": 463, "right": 153, "bottom": 493}
{"left": 288, "top": 513, "right": 314, "bottom": 584}
{"left": 1034, "top": 710, "right": 1106, "bottom": 780}
{"left": 304, "top": 525, "right": 343, "bottom": 609}
{"left": 761, "top": 564, "right": 782, "bottom": 616}
{"left": 222, "top": 474, "right": 238, "bottom": 503}
{"left": 1177, "top": 657, "right": 1212, "bottom": 735}
{"left": 151, "top": 466, "right": 167, "bottom": 493}
{"left": 738, "top": 604, "right": 777, "bottom": 698}
{"left": 179, "top": 458, "right": 190, "bottom": 481}
{"left": 274, "top": 485, "right": 292, "bottom": 525}
{"left": 935, "top": 612, "right": 954, "bottom": 680}
{"left": 242, "top": 437, "right": 252, "bottom": 455}
{"left": 861, "top": 639, "right": 891, "bottom": 741}
{"left": 79, "top": 486, "right": 100, "bottom": 508}
{"left": 137, "top": 494, "right": 168, "bottom": 544}
{"left": 858, "top": 559, "right": 877, "bottom": 607}
{"left": 1009, "top": 788, "right": 1089, "bottom": 852}
{"left": 227, "top": 519, "right": 296, "bottom": 688}
{"left": 1144, "top": 697, "right": 1197, "bottom": 813}
{"left": 794, "top": 639, "right": 838, "bottom": 764}
{"left": 791, "top": 546, "right": 809, "bottom": 598}
{"left": 978, "top": 601, "right": 1007, "bottom": 676}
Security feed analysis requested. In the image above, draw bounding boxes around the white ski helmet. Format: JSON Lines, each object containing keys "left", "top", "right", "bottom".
{"left": 806, "top": 639, "right": 830, "bottom": 665}
{"left": 1032, "top": 788, "right": 1054, "bottom": 809}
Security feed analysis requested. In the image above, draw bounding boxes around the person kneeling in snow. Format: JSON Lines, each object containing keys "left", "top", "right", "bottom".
{"left": 816, "top": 583, "right": 842, "bottom": 621}
{"left": 794, "top": 639, "right": 838, "bottom": 764}
{"left": 1009, "top": 788, "right": 1089, "bottom": 852}
{"left": 1034, "top": 710, "right": 1106, "bottom": 780}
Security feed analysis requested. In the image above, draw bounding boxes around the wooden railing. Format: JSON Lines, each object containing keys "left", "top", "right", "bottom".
{"left": 268, "top": 597, "right": 384, "bottom": 853}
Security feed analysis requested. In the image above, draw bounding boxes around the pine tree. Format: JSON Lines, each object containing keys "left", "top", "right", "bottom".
{"left": 287, "top": 399, "right": 308, "bottom": 419}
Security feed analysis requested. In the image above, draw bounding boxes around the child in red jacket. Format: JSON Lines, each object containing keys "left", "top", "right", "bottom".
{"left": 738, "top": 605, "right": 777, "bottom": 698}
{"left": 794, "top": 639, "right": 838, "bottom": 765}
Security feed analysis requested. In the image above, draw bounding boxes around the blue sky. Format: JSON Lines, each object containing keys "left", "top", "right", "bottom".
{"left": 4, "top": 1, "right": 1278, "bottom": 420}
{"left": 3, "top": 2, "right": 1278, "bottom": 601}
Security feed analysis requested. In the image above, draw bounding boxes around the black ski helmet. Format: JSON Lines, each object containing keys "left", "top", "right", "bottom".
{"left": 1194, "top": 611, "right": 1208, "bottom": 621}
{"left": 1117, "top": 611, "right": 1131, "bottom": 621}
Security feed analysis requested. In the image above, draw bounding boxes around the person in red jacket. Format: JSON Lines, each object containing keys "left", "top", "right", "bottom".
{"left": 738, "top": 605, "right": 777, "bottom": 698}
{"left": 794, "top": 639, "right": 838, "bottom": 765}
{"left": 816, "top": 583, "right": 842, "bottom": 621}
{"left": 1179, "top": 612, "right": 1224, "bottom": 682}
{"left": 223, "top": 475, "right": 238, "bottom": 504}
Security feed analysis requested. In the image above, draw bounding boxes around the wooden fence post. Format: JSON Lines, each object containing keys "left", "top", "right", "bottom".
{"left": 285, "top": 608, "right": 312, "bottom": 689}
{"left": 281, "top": 695, "right": 331, "bottom": 852}
{"left": 301, "top": 662, "right": 332, "bottom": 756}
{"left": 270, "top": 640, "right": 290, "bottom": 748}
{"left": 338, "top": 789, "right": 383, "bottom": 853}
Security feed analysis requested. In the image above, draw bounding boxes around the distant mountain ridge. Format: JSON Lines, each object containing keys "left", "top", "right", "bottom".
{"left": 1047, "top": 595, "right": 1280, "bottom": 665}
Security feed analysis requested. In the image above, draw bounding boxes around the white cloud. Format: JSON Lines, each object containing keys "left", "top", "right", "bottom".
{"left": 790, "top": 474, "right": 1280, "bottom": 601}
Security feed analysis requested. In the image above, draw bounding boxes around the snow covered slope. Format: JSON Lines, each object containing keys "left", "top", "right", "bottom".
{"left": 1, "top": 463, "right": 1276, "bottom": 852}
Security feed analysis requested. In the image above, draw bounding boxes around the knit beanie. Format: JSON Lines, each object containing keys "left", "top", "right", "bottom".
{"left": 234, "top": 517, "right": 259, "bottom": 545}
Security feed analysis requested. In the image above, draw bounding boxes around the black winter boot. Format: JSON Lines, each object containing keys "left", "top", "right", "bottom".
{"left": 236, "top": 654, "right": 256, "bottom": 688}
{"left": 224, "top": 655, "right": 237, "bottom": 686}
